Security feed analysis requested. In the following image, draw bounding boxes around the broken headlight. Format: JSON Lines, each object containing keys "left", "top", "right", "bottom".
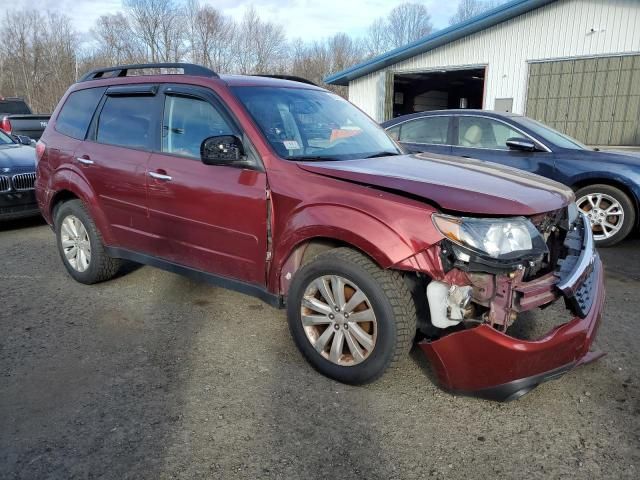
{"left": 432, "top": 214, "right": 548, "bottom": 260}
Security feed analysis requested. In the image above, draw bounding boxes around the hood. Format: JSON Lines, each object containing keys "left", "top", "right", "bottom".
{"left": 583, "top": 148, "right": 640, "bottom": 166}
{"left": 298, "top": 153, "right": 573, "bottom": 216}
{"left": 0, "top": 144, "right": 36, "bottom": 171}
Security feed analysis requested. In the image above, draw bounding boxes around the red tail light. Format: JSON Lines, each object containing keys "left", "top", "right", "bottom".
{"left": 0, "top": 116, "right": 11, "bottom": 134}
{"left": 35, "top": 140, "right": 46, "bottom": 163}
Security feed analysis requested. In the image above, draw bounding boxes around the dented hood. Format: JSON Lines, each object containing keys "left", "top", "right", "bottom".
{"left": 297, "top": 153, "right": 573, "bottom": 216}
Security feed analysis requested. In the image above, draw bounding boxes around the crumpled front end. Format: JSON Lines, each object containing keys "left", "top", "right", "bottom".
{"left": 404, "top": 211, "right": 605, "bottom": 401}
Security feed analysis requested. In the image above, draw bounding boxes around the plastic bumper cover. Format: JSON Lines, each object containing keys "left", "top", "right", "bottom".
{"left": 419, "top": 217, "right": 605, "bottom": 401}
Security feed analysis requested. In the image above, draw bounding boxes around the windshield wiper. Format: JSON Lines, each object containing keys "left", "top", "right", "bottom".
{"left": 364, "top": 151, "right": 401, "bottom": 158}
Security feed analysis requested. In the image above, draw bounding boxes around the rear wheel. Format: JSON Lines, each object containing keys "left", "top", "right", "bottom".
{"left": 286, "top": 248, "right": 416, "bottom": 384}
{"left": 575, "top": 184, "right": 635, "bottom": 247}
{"left": 55, "top": 200, "right": 122, "bottom": 284}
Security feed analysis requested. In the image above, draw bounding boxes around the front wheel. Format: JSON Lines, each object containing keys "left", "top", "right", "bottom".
{"left": 575, "top": 184, "right": 635, "bottom": 247}
{"left": 286, "top": 248, "right": 416, "bottom": 384}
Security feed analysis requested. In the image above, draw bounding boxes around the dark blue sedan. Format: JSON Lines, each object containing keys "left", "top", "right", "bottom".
{"left": 382, "top": 110, "right": 640, "bottom": 246}
{"left": 0, "top": 129, "right": 39, "bottom": 220}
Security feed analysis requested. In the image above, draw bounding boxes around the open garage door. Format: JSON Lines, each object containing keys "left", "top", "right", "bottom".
{"left": 384, "top": 68, "right": 485, "bottom": 120}
{"left": 526, "top": 55, "right": 640, "bottom": 146}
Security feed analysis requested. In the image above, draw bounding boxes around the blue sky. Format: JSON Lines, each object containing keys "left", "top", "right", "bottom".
{"left": 8, "top": 0, "right": 464, "bottom": 42}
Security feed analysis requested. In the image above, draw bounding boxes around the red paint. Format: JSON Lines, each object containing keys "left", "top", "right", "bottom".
{"left": 419, "top": 256, "right": 605, "bottom": 392}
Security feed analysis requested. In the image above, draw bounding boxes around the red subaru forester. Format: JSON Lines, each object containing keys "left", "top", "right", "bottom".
{"left": 35, "top": 63, "right": 605, "bottom": 401}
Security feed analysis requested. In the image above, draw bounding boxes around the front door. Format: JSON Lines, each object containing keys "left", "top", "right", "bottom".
{"left": 146, "top": 86, "right": 268, "bottom": 285}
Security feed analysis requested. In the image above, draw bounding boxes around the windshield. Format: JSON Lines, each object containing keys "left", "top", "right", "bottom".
{"left": 0, "top": 129, "right": 15, "bottom": 145}
{"left": 516, "top": 117, "right": 587, "bottom": 150}
{"left": 232, "top": 86, "right": 401, "bottom": 161}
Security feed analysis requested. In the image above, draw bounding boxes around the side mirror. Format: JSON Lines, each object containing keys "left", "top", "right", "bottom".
{"left": 200, "top": 135, "right": 245, "bottom": 166}
{"left": 506, "top": 137, "right": 537, "bottom": 152}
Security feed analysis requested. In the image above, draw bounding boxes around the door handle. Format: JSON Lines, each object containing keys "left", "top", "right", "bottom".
{"left": 149, "top": 171, "right": 173, "bottom": 181}
{"left": 76, "top": 157, "right": 94, "bottom": 165}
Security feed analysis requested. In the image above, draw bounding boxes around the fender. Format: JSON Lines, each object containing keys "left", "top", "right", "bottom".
{"left": 48, "top": 167, "right": 117, "bottom": 245}
{"left": 269, "top": 203, "right": 431, "bottom": 294}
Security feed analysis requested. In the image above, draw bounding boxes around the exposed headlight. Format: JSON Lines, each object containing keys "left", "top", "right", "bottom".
{"left": 432, "top": 214, "right": 547, "bottom": 259}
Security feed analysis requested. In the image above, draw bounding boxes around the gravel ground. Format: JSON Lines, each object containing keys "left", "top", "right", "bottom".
{"left": 1, "top": 217, "right": 638, "bottom": 480}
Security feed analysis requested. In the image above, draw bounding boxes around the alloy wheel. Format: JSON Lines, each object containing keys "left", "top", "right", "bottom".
{"left": 60, "top": 215, "right": 92, "bottom": 272}
{"left": 576, "top": 193, "right": 625, "bottom": 241}
{"left": 300, "top": 275, "right": 377, "bottom": 366}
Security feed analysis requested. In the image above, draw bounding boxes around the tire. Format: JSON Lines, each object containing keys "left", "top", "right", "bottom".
{"left": 54, "top": 199, "right": 121, "bottom": 284}
{"left": 286, "top": 247, "right": 417, "bottom": 384}
{"left": 575, "top": 184, "right": 636, "bottom": 247}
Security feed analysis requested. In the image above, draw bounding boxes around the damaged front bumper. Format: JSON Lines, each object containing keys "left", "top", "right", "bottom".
{"left": 418, "top": 215, "right": 605, "bottom": 401}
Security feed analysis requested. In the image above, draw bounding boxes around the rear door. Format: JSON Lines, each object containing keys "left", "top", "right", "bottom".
{"left": 74, "top": 85, "right": 161, "bottom": 252}
{"left": 386, "top": 115, "right": 452, "bottom": 155}
{"left": 145, "top": 85, "right": 268, "bottom": 285}
{"left": 450, "top": 115, "right": 556, "bottom": 178}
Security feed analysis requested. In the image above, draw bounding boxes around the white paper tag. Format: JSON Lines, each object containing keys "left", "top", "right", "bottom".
{"left": 283, "top": 140, "right": 300, "bottom": 150}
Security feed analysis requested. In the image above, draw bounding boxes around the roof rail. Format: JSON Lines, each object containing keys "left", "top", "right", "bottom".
{"left": 79, "top": 63, "right": 219, "bottom": 82}
{"left": 254, "top": 74, "right": 318, "bottom": 86}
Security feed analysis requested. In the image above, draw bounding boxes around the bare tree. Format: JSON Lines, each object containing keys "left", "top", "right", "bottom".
{"left": 234, "top": 6, "right": 287, "bottom": 74}
{"left": 450, "top": 0, "right": 505, "bottom": 25}
{"left": 290, "top": 33, "right": 363, "bottom": 97}
{"left": 123, "top": 0, "right": 186, "bottom": 63}
{"left": 365, "top": 3, "right": 433, "bottom": 56}
{"left": 188, "top": 4, "right": 236, "bottom": 72}
{"left": 0, "top": 11, "right": 76, "bottom": 113}
{"left": 92, "top": 13, "right": 145, "bottom": 65}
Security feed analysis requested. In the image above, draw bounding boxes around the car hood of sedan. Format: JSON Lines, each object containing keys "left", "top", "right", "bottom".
{"left": 298, "top": 153, "right": 574, "bottom": 216}
{"left": 0, "top": 145, "right": 36, "bottom": 171}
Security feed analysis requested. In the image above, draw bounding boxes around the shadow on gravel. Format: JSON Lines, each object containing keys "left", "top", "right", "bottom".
{"left": 0, "top": 215, "right": 46, "bottom": 232}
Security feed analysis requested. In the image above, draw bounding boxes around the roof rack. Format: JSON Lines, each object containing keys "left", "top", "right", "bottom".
{"left": 79, "top": 63, "right": 219, "bottom": 82}
{"left": 254, "top": 74, "right": 318, "bottom": 86}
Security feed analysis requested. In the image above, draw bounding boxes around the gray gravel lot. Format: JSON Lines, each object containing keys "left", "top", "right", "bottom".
{"left": 1, "top": 218, "right": 639, "bottom": 479}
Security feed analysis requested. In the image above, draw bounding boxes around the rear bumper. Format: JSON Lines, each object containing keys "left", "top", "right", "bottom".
{"left": 419, "top": 253, "right": 605, "bottom": 402}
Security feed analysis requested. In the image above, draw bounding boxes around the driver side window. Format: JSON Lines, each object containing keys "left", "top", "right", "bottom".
{"left": 162, "top": 95, "right": 234, "bottom": 159}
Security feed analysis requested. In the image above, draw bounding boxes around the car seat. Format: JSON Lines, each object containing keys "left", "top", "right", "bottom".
{"left": 461, "top": 124, "right": 483, "bottom": 147}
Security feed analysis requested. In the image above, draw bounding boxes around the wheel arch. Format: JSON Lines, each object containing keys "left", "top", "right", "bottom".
{"left": 48, "top": 171, "right": 116, "bottom": 244}
{"left": 571, "top": 177, "right": 639, "bottom": 226}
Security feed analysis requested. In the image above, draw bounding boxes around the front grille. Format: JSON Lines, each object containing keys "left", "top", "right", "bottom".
{"left": 12, "top": 173, "right": 36, "bottom": 191}
{"left": 0, "top": 175, "right": 10, "bottom": 192}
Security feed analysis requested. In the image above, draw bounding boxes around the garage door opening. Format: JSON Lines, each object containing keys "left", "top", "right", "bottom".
{"left": 386, "top": 68, "right": 485, "bottom": 120}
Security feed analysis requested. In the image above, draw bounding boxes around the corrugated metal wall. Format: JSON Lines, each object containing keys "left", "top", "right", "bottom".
{"left": 527, "top": 54, "right": 640, "bottom": 145}
{"left": 348, "top": 0, "right": 640, "bottom": 124}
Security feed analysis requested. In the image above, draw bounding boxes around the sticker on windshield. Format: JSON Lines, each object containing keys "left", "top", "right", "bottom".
{"left": 283, "top": 140, "right": 300, "bottom": 150}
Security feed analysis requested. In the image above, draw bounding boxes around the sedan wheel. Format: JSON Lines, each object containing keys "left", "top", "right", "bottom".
{"left": 575, "top": 183, "right": 635, "bottom": 246}
{"left": 301, "top": 274, "right": 377, "bottom": 366}
{"left": 60, "top": 214, "right": 92, "bottom": 272}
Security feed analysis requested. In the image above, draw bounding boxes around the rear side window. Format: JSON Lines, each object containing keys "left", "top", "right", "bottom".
{"left": 97, "top": 96, "right": 156, "bottom": 150}
{"left": 398, "top": 116, "right": 449, "bottom": 144}
{"left": 56, "top": 88, "right": 105, "bottom": 139}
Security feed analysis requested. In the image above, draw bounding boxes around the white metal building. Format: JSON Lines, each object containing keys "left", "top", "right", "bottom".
{"left": 326, "top": 0, "right": 640, "bottom": 146}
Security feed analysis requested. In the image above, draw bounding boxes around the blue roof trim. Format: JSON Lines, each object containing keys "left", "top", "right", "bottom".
{"left": 325, "top": 0, "right": 557, "bottom": 86}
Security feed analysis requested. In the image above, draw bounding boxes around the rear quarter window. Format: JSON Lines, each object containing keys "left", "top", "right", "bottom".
{"left": 56, "top": 88, "right": 106, "bottom": 140}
